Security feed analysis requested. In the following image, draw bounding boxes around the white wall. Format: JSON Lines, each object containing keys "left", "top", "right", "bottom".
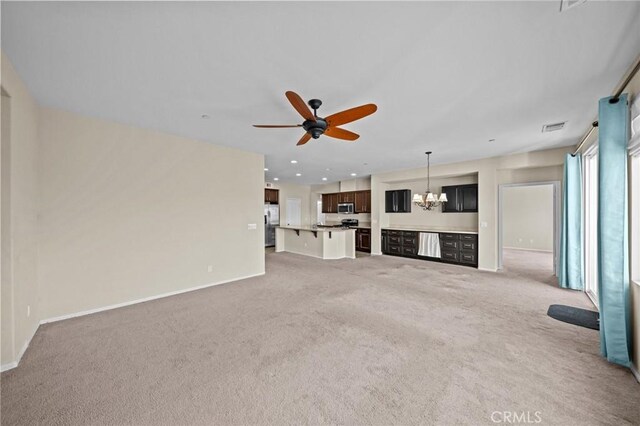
{"left": 1, "top": 53, "right": 41, "bottom": 368}
{"left": 503, "top": 185, "right": 554, "bottom": 251}
{"left": 37, "top": 108, "right": 265, "bottom": 320}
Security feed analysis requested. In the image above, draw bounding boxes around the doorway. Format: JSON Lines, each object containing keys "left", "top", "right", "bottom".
{"left": 498, "top": 182, "right": 560, "bottom": 281}
{"left": 285, "top": 197, "right": 301, "bottom": 227}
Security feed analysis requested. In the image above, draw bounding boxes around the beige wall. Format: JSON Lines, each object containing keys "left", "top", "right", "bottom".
{"left": 503, "top": 185, "right": 554, "bottom": 251}
{"left": 497, "top": 165, "right": 563, "bottom": 185}
{"left": 37, "top": 108, "right": 265, "bottom": 320}
{"left": 371, "top": 147, "right": 572, "bottom": 271}
{"left": 1, "top": 53, "right": 41, "bottom": 368}
{"left": 386, "top": 175, "right": 478, "bottom": 231}
{"left": 269, "top": 182, "right": 312, "bottom": 226}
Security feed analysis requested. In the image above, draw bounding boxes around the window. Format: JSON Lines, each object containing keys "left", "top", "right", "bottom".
{"left": 630, "top": 94, "right": 640, "bottom": 285}
{"left": 583, "top": 146, "right": 599, "bottom": 307}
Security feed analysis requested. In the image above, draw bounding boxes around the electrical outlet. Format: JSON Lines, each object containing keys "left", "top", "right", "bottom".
{"left": 27, "top": 305, "right": 31, "bottom": 317}
{"left": 207, "top": 265, "right": 213, "bottom": 273}
{"left": 247, "top": 223, "right": 257, "bottom": 230}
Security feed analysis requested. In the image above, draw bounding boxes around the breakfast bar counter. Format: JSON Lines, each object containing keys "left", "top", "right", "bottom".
{"left": 275, "top": 226, "right": 356, "bottom": 259}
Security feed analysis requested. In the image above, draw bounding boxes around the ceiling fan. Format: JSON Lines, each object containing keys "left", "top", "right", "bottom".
{"left": 253, "top": 91, "right": 377, "bottom": 146}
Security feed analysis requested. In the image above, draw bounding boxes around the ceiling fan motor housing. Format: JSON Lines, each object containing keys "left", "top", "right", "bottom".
{"left": 303, "top": 117, "right": 327, "bottom": 139}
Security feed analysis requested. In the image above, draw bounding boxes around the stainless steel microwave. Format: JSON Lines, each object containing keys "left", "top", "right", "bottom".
{"left": 337, "top": 203, "right": 354, "bottom": 214}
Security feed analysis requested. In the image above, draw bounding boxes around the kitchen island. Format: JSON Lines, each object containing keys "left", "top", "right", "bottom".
{"left": 275, "top": 226, "right": 356, "bottom": 260}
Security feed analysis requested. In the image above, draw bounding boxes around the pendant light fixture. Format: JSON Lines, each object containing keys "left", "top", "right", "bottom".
{"left": 412, "top": 151, "right": 448, "bottom": 210}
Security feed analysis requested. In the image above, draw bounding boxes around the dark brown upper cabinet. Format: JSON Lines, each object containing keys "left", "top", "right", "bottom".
{"left": 264, "top": 188, "right": 279, "bottom": 204}
{"left": 354, "top": 190, "right": 371, "bottom": 213}
{"left": 385, "top": 189, "right": 411, "bottom": 213}
{"left": 321, "top": 193, "right": 339, "bottom": 213}
{"left": 322, "top": 190, "right": 370, "bottom": 214}
{"left": 441, "top": 184, "right": 478, "bottom": 213}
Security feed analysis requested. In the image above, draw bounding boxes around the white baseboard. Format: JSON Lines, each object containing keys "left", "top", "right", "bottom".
{"left": 0, "top": 361, "right": 18, "bottom": 372}
{"left": 631, "top": 362, "right": 640, "bottom": 384}
{"left": 0, "top": 271, "right": 265, "bottom": 372}
{"left": 478, "top": 267, "right": 498, "bottom": 272}
{"left": 1, "top": 323, "right": 40, "bottom": 373}
{"left": 41, "top": 272, "right": 265, "bottom": 324}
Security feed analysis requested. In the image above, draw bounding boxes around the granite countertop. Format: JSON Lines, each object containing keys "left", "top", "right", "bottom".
{"left": 382, "top": 226, "right": 478, "bottom": 235}
{"left": 318, "top": 222, "right": 371, "bottom": 229}
{"left": 277, "top": 225, "right": 355, "bottom": 233}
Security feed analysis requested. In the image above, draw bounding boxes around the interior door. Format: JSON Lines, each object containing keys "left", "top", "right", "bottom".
{"left": 286, "top": 197, "right": 302, "bottom": 226}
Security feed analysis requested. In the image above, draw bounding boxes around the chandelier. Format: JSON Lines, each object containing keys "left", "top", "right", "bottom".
{"left": 412, "top": 151, "right": 447, "bottom": 210}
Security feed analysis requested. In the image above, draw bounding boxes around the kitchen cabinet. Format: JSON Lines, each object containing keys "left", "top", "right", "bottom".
{"left": 322, "top": 190, "right": 370, "bottom": 214}
{"left": 385, "top": 189, "right": 411, "bottom": 213}
{"left": 439, "top": 233, "right": 478, "bottom": 266}
{"left": 338, "top": 192, "right": 355, "bottom": 203}
{"left": 322, "top": 193, "right": 339, "bottom": 213}
{"left": 382, "top": 229, "right": 478, "bottom": 268}
{"left": 264, "top": 188, "right": 279, "bottom": 204}
{"left": 355, "top": 228, "right": 371, "bottom": 253}
{"left": 381, "top": 229, "right": 418, "bottom": 256}
{"left": 354, "top": 190, "right": 371, "bottom": 213}
{"left": 441, "top": 184, "right": 478, "bottom": 213}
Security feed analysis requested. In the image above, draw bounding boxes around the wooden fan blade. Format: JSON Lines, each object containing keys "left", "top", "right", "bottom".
{"left": 324, "top": 127, "right": 360, "bottom": 141}
{"left": 297, "top": 133, "right": 312, "bottom": 146}
{"left": 325, "top": 104, "right": 377, "bottom": 127}
{"left": 286, "top": 91, "right": 316, "bottom": 122}
{"left": 253, "top": 124, "right": 302, "bottom": 128}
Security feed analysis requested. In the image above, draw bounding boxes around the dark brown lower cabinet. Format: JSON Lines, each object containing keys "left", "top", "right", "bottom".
{"left": 355, "top": 228, "right": 371, "bottom": 253}
{"left": 381, "top": 230, "right": 417, "bottom": 256}
{"left": 381, "top": 229, "right": 478, "bottom": 268}
{"left": 439, "top": 233, "right": 478, "bottom": 266}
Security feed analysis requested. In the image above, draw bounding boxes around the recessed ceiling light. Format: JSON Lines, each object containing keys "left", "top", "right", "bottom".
{"left": 264, "top": 168, "right": 269, "bottom": 171}
{"left": 274, "top": 178, "right": 279, "bottom": 181}
{"left": 291, "top": 160, "right": 298, "bottom": 164}
{"left": 350, "top": 173, "right": 357, "bottom": 177}
{"left": 322, "top": 177, "right": 327, "bottom": 181}
{"left": 326, "top": 168, "right": 331, "bottom": 171}
{"left": 295, "top": 173, "right": 302, "bottom": 177}
{"left": 201, "top": 114, "right": 210, "bottom": 119}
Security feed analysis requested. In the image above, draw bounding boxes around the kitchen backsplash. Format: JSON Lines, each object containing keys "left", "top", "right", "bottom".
{"left": 321, "top": 213, "right": 372, "bottom": 224}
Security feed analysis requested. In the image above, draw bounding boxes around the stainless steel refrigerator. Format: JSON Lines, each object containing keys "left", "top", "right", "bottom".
{"left": 264, "top": 204, "right": 279, "bottom": 247}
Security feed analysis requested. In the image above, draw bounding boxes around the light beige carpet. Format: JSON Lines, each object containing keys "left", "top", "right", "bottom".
{"left": 1, "top": 250, "right": 638, "bottom": 425}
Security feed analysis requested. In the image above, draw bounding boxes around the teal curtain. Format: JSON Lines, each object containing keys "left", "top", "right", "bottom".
{"left": 558, "top": 154, "right": 583, "bottom": 290}
{"left": 597, "top": 94, "right": 631, "bottom": 367}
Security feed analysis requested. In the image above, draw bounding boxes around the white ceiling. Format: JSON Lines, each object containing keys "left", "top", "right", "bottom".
{"left": 3, "top": 2, "right": 640, "bottom": 185}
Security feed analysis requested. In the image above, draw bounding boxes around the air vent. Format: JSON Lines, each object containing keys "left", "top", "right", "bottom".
{"left": 560, "top": 0, "right": 587, "bottom": 12}
{"left": 542, "top": 121, "right": 566, "bottom": 133}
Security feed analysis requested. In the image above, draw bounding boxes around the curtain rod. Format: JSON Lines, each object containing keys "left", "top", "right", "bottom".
{"left": 572, "top": 55, "right": 640, "bottom": 157}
